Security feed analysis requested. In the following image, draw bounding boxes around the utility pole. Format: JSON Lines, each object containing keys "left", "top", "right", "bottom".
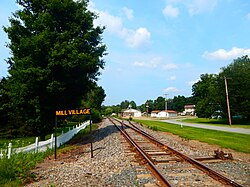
{"left": 163, "top": 94, "right": 168, "bottom": 111}
{"left": 224, "top": 77, "right": 232, "bottom": 125}
{"left": 146, "top": 102, "right": 149, "bottom": 117}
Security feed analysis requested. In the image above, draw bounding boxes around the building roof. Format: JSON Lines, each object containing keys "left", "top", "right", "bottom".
{"left": 184, "top": 105, "right": 195, "bottom": 109}
{"left": 159, "top": 110, "right": 177, "bottom": 113}
{"left": 122, "top": 109, "right": 141, "bottom": 113}
{"left": 151, "top": 110, "right": 161, "bottom": 113}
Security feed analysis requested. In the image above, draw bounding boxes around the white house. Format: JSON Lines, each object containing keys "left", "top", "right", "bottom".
{"left": 156, "top": 110, "right": 178, "bottom": 118}
{"left": 151, "top": 110, "right": 161, "bottom": 118}
{"left": 183, "top": 105, "right": 195, "bottom": 115}
{"left": 121, "top": 108, "right": 142, "bottom": 118}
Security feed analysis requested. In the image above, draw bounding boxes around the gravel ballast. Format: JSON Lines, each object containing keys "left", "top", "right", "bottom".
{"left": 26, "top": 118, "right": 250, "bottom": 187}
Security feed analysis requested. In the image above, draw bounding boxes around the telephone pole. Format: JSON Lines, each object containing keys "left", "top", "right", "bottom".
{"left": 163, "top": 93, "right": 168, "bottom": 111}
{"left": 224, "top": 77, "right": 232, "bottom": 125}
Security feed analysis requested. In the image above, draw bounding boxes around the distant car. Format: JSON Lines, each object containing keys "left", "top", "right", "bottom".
{"left": 211, "top": 115, "right": 222, "bottom": 119}
{"left": 217, "top": 115, "right": 222, "bottom": 119}
{"left": 232, "top": 115, "right": 242, "bottom": 119}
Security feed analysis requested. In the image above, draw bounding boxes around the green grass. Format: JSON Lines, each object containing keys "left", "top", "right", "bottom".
{"left": 0, "top": 150, "right": 52, "bottom": 187}
{"left": 134, "top": 119, "right": 250, "bottom": 154}
{"left": 181, "top": 118, "right": 250, "bottom": 129}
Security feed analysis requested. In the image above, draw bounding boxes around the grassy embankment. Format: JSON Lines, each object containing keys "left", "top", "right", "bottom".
{"left": 0, "top": 123, "right": 97, "bottom": 187}
{"left": 134, "top": 119, "right": 250, "bottom": 154}
{"left": 181, "top": 118, "right": 250, "bottom": 129}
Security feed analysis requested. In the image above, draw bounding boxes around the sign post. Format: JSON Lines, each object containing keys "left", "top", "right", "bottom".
{"left": 54, "top": 116, "right": 57, "bottom": 159}
{"left": 90, "top": 114, "right": 93, "bottom": 158}
{"left": 55, "top": 108, "right": 91, "bottom": 159}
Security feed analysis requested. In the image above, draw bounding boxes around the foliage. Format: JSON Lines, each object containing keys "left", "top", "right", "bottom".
{"left": 217, "top": 56, "right": 250, "bottom": 120}
{"left": 192, "top": 73, "right": 219, "bottom": 118}
{"left": 2, "top": 0, "right": 106, "bottom": 139}
{"left": 120, "top": 100, "right": 137, "bottom": 109}
{"left": 154, "top": 96, "right": 165, "bottom": 110}
{"left": 81, "top": 84, "right": 106, "bottom": 122}
{"left": 120, "top": 100, "right": 130, "bottom": 109}
{"left": 170, "top": 95, "right": 194, "bottom": 112}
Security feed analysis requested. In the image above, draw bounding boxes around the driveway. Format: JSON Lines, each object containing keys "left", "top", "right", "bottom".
{"left": 161, "top": 119, "right": 250, "bottom": 135}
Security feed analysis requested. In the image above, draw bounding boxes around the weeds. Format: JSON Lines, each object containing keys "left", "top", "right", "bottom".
{"left": 150, "top": 126, "right": 158, "bottom": 131}
{"left": 0, "top": 150, "right": 52, "bottom": 186}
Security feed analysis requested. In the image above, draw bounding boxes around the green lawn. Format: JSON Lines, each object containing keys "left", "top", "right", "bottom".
{"left": 134, "top": 119, "right": 250, "bottom": 154}
{"left": 180, "top": 118, "right": 250, "bottom": 129}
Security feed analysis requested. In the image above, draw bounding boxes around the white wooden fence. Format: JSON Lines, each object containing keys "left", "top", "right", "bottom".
{"left": 0, "top": 121, "right": 90, "bottom": 159}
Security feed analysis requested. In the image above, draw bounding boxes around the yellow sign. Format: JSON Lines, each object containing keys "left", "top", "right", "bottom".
{"left": 56, "top": 109, "right": 91, "bottom": 116}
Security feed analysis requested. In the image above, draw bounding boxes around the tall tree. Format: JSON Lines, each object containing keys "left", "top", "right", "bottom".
{"left": 192, "top": 73, "right": 219, "bottom": 118}
{"left": 154, "top": 96, "right": 165, "bottom": 110}
{"left": 129, "top": 100, "right": 137, "bottom": 109}
{"left": 217, "top": 55, "right": 250, "bottom": 120}
{"left": 3, "top": 0, "right": 106, "bottom": 138}
{"left": 172, "top": 95, "right": 186, "bottom": 112}
{"left": 120, "top": 100, "right": 130, "bottom": 109}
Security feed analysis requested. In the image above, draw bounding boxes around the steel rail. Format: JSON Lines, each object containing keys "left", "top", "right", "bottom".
{"left": 124, "top": 119, "right": 243, "bottom": 187}
{"left": 108, "top": 118, "right": 173, "bottom": 187}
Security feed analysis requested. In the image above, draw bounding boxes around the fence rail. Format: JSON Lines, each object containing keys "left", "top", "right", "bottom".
{"left": 0, "top": 121, "right": 90, "bottom": 159}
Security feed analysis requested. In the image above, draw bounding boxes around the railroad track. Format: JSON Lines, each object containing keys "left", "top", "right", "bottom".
{"left": 108, "top": 117, "right": 243, "bottom": 187}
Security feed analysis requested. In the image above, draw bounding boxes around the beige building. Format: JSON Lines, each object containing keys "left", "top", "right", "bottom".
{"left": 121, "top": 108, "right": 142, "bottom": 118}
{"left": 151, "top": 110, "right": 177, "bottom": 118}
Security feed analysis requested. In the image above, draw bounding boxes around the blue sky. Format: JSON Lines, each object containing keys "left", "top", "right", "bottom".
{"left": 1, "top": 0, "right": 250, "bottom": 106}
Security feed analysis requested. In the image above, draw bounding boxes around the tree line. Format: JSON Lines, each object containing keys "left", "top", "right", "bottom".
{"left": 103, "top": 55, "right": 250, "bottom": 122}
{"left": 0, "top": 0, "right": 106, "bottom": 139}
{"left": 102, "top": 95, "right": 194, "bottom": 116}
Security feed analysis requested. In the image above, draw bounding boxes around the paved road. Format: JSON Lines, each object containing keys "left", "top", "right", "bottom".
{"left": 161, "top": 119, "right": 250, "bottom": 135}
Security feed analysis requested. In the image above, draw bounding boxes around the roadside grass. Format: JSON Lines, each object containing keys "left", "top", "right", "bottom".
{"left": 134, "top": 119, "right": 250, "bottom": 154}
{"left": 180, "top": 118, "right": 250, "bottom": 129}
{"left": 0, "top": 123, "right": 97, "bottom": 187}
{"left": 0, "top": 150, "right": 52, "bottom": 187}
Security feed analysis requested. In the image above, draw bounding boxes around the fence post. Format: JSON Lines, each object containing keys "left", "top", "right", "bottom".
{"left": 7, "top": 143, "right": 12, "bottom": 159}
{"left": 35, "top": 137, "right": 39, "bottom": 153}
{"left": 50, "top": 134, "right": 54, "bottom": 149}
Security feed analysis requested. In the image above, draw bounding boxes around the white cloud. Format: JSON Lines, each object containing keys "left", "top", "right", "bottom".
{"left": 247, "top": 13, "right": 250, "bottom": 21}
{"left": 169, "top": 76, "right": 176, "bottom": 80}
{"left": 187, "top": 79, "right": 199, "bottom": 86}
{"left": 122, "top": 7, "right": 134, "bottom": 20}
{"left": 188, "top": 0, "right": 218, "bottom": 16}
{"left": 133, "top": 57, "right": 162, "bottom": 68}
{"left": 163, "top": 5, "right": 179, "bottom": 18}
{"left": 91, "top": 5, "right": 150, "bottom": 48}
{"left": 88, "top": 1, "right": 95, "bottom": 9}
{"left": 202, "top": 47, "right": 250, "bottom": 61}
{"left": 94, "top": 10, "right": 125, "bottom": 36}
{"left": 126, "top": 28, "right": 151, "bottom": 48}
{"left": 164, "top": 87, "right": 180, "bottom": 93}
{"left": 163, "top": 63, "right": 178, "bottom": 70}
